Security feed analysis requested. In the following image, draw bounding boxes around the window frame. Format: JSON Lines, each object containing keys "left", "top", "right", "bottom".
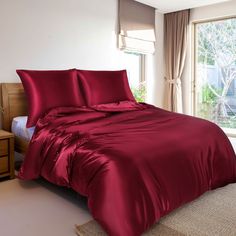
{"left": 193, "top": 15, "right": 236, "bottom": 117}
{"left": 124, "top": 51, "right": 147, "bottom": 101}
{"left": 193, "top": 15, "right": 236, "bottom": 137}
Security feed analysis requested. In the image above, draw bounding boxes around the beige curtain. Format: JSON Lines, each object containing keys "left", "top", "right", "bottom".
{"left": 164, "top": 9, "right": 190, "bottom": 112}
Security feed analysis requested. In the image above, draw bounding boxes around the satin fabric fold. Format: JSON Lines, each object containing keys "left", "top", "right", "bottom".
{"left": 19, "top": 102, "right": 236, "bottom": 236}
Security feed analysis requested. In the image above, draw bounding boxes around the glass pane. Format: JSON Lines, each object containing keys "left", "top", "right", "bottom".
{"left": 124, "top": 52, "right": 146, "bottom": 102}
{"left": 195, "top": 18, "right": 236, "bottom": 129}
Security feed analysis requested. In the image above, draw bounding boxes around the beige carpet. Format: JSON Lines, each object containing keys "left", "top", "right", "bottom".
{"left": 76, "top": 183, "right": 236, "bottom": 236}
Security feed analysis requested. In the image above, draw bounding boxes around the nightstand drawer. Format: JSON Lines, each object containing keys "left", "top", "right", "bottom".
{"left": 0, "top": 156, "right": 8, "bottom": 173}
{"left": 0, "top": 139, "right": 8, "bottom": 156}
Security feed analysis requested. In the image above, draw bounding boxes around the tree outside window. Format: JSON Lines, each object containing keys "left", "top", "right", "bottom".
{"left": 195, "top": 18, "right": 236, "bottom": 129}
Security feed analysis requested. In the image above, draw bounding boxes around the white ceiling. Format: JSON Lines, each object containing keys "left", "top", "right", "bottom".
{"left": 135, "top": 0, "right": 231, "bottom": 13}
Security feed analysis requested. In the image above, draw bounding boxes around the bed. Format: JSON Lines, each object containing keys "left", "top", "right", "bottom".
{"left": 11, "top": 116, "right": 35, "bottom": 141}
{"left": 1, "top": 81, "right": 236, "bottom": 236}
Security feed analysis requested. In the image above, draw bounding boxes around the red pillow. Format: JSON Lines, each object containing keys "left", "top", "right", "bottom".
{"left": 77, "top": 69, "right": 135, "bottom": 106}
{"left": 17, "top": 69, "right": 85, "bottom": 128}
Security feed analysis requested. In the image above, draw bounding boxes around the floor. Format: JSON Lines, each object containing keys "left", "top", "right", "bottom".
{"left": 1, "top": 138, "right": 236, "bottom": 236}
{"left": 0, "top": 178, "right": 92, "bottom": 236}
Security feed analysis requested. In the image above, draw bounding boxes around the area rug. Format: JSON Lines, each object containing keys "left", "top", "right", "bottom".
{"left": 76, "top": 183, "right": 236, "bottom": 236}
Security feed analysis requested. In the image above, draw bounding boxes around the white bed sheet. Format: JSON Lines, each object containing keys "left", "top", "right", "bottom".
{"left": 11, "top": 116, "right": 35, "bottom": 141}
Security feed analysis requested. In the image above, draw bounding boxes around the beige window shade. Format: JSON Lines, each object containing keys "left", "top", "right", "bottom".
{"left": 119, "top": 0, "right": 156, "bottom": 54}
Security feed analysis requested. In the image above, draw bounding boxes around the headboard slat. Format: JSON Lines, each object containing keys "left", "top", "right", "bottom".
{"left": 1, "top": 83, "right": 28, "bottom": 131}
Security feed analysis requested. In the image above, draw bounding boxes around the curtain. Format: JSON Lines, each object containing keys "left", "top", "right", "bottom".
{"left": 164, "top": 9, "right": 190, "bottom": 112}
{"left": 118, "top": 0, "right": 156, "bottom": 54}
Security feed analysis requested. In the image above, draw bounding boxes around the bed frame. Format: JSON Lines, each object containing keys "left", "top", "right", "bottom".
{"left": 0, "top": 83, "right": 29, "bottom": 154}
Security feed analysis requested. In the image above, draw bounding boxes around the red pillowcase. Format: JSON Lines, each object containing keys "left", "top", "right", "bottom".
{"left": 77, "top": 69, "right": 135, "bottom": 106}
{"left": 17, "top": 69, "right": 85, "bottom": 128}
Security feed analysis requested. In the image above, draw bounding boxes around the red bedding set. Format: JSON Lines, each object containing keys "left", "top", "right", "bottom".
{"left": 17, "top": 69, "right": 236, "bottom": 236}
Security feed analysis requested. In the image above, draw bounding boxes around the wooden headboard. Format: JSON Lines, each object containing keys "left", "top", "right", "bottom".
{"left": 0, "top": 83, "right": 28, "bottom": 132}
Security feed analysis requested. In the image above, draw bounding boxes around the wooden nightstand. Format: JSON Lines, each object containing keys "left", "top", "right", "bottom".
{"left": 0, "top": 130, "right": 14, "bottom": 179}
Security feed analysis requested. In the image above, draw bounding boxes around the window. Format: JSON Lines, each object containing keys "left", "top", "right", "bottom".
{"left": 194, "top": 17, "right": 236, "bottom": 130}
{"left": 124, "top": 52, "right": 146, "bottom": 102}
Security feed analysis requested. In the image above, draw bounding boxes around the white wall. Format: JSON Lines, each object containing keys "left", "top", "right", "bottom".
{"left": 0, "top": 0, "right": 125, "bottom": 82}
{"left": 183, "top": 0, "right": 236, "bottom": 114}
{"left": 191, "top": 0, "right": 236, "bottom": 21}
{"left": 0, "top": 0, "right": 164, "bottom": 107}
{"left": 146, "top": 11, "right": 165, "bottom": 107}
{"left": 154, "top": 11, "right": 165, "bottom": 108}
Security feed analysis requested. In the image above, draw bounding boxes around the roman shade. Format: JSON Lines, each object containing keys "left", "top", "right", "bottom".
{"left": 118, "top": 0, "right": 156, "bottom": 54}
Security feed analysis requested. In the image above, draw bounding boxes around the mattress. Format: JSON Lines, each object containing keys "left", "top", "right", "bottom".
{"left": 11, "top": 116, "right": 35, "bottom": 141}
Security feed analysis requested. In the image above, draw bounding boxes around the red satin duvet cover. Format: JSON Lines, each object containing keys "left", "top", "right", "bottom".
{"left": 19, "top": 102, "right": 236, "bottom": 236}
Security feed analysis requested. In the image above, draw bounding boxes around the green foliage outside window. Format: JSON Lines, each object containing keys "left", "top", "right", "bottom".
{"left": 201, "top": 85, "right": 220, "bottom": 104}
{"left": 197, "top": 85, "right": 219, "bottom": 120}
{"left": 131, "top": 84, "right": 146, "bottom": 102}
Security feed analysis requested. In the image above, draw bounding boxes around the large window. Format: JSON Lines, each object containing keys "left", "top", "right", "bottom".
{"left": 195, "top": 17, "right": 236, "bottom": 130}
{"left": 124, "top": 52, "right": 146, "bottom": 102}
